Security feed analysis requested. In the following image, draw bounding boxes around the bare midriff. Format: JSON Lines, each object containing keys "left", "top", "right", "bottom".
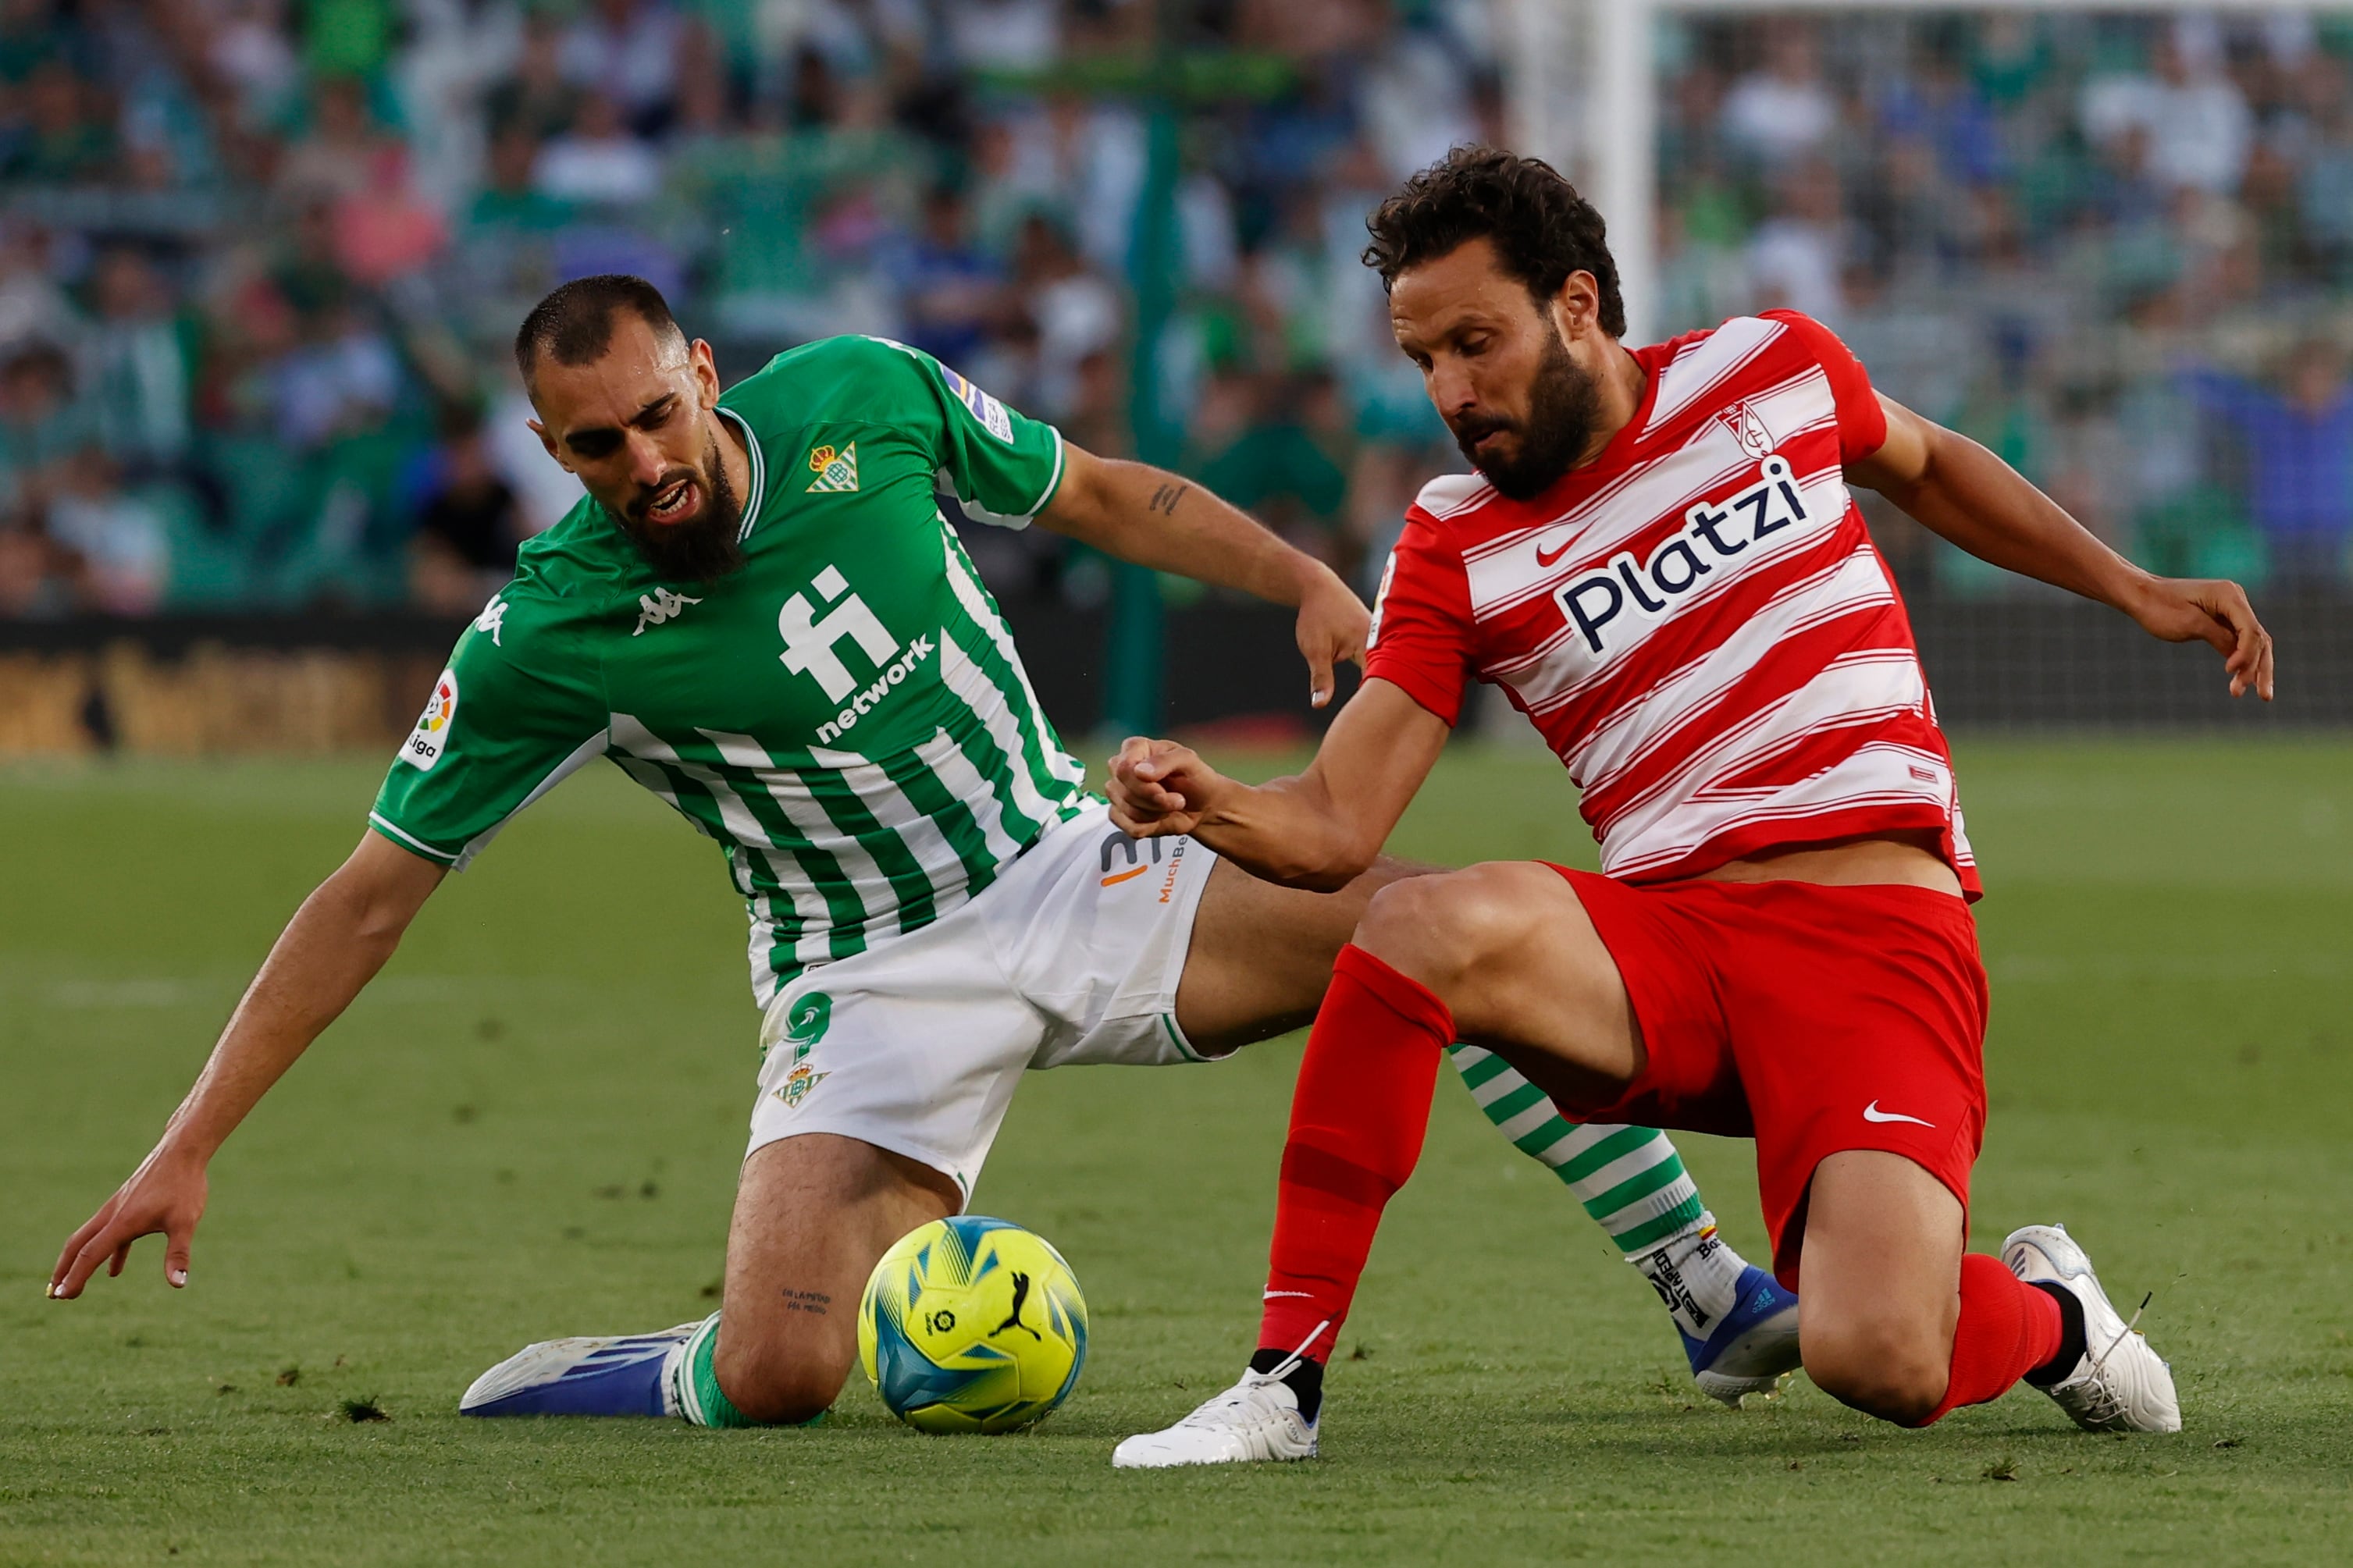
{"left": 1700, "top": 829, "right": 1963, "bottom": 896}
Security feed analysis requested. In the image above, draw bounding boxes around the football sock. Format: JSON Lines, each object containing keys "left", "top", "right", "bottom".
{"left": 668, "top": 1312, "right": 828, "bottom": 1428}
{"left": 1256, "top": 944, "right": 1450, "bottom": 1367}
{"left": 2023, "top": 1279, "right": 2088, "bottom": 1387}
{"left": 1447, "top": 1047, "right": 1707, "bottom": 1255}
{"left": 1629, "top": 1218, "right": 1752, "bottom": 1342}
{"left": 1248, "top": 1345, "right": 1326, "bottom": 1422}
{"left": 1909, "top": 1253, "right": 2066, "bottom": 1427}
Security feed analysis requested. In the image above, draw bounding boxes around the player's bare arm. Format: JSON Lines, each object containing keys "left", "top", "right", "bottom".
{"left": 1038, "top": 446, "right": 1369, "bottom": 708}
{"left": 1850, "top": 395, "right": 2274, "bottom": 700}
{"left": 48, "top": 834, "right": 445, "bottom": 1300}
{"left": 1108, "top": 677, "right": 1447, "bottom": 889}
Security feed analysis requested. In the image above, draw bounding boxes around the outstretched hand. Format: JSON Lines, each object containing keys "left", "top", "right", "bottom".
{"left": 1294, "top": 567, "right": 1369, "bottom": 709}
{"left": 49, "top": 1145, "right": 208, "bottom": 1300}
{"left": 1108, "top": 737, "right": 1227, "bottom": 839}
{"left": 2121, "top": 574, "right": 2275, "bottom": 701}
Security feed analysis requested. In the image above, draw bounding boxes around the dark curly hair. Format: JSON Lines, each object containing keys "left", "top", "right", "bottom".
{"left": 1363, "top": 146, "right": 1626, "bottom": 339}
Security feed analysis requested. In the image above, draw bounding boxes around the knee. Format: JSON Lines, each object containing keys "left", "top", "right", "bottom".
{"left": 1801, "top": 1313, "right": 1951, "bottom": 1426}
{"left": 712, "top": 1332, "right": 843, "bottom": 1427}
{"left": 1355, "top": 865, "right": 1543, "bottom": 992}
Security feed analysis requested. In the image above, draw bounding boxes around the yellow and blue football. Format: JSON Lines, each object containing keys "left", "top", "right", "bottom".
{"left": 857, "top": 1215, "right": 1088, "bottom": 1434}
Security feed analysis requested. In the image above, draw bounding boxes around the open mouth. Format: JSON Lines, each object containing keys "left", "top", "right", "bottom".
{"left": 642, "top": 477, "right": 699, "bottom": 525}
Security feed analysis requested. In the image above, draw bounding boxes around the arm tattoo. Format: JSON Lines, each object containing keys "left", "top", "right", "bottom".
{"left": 1148, "top": 482, "right": 1189, "bottom": 517}
{"left": 778, "top": 1289, "right": 831, "bottom": 1316}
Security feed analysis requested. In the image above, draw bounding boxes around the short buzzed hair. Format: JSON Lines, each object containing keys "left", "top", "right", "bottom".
{"left": 514, "top": 274, "right": 684, "bottom": 382}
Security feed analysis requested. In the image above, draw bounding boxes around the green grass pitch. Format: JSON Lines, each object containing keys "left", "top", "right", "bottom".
{"left": 2, "top": 740, "right": 2349, "bottom": 1565}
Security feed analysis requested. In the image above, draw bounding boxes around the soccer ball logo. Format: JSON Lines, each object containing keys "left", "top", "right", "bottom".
{"left": 422, "top": 677, "right": 455, "bottom": 734}
{"left": 858, "top": 1216, "right": 1088, "bottom": 1434}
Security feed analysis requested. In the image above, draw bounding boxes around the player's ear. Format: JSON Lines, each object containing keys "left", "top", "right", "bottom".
{"left": 689, "top": 338, "right": 721, "bottom": 407}
{"left": 527, "top": 417, "right": 568, "bottom": 471}
{"left": 1552, "top": 271, "right": 1599, "bottom": 341}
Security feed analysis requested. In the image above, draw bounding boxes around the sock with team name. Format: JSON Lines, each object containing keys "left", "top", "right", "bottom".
{"left": 1256, "top": 944, "right": 1451, "bottom": 1374}
{"left": 1907, "top": 1253, "right": 2066, "bottom": 1426}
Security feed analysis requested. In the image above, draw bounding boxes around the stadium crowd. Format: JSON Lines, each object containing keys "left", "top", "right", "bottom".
{"left": 0, "top": 2, "right": 2348, "bottom": 621}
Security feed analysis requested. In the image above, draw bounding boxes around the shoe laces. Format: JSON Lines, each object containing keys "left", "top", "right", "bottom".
{"left": 2070, "top": 1291, "right": 2153, "bottom": 1425}
{"left": 1183, "top": 1321, "right": 1329, "bottom": 1428}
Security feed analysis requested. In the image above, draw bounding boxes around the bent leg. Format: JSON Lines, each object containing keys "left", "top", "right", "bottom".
{"left": 696, "top": 1132, "right": 960, "bottom": 1426}
{"left": 1173, "top": 855, "right": 1423, "bottom": 1050}
{"left": 1797, "top": 1150, "right": 2063, "bottom": 1426}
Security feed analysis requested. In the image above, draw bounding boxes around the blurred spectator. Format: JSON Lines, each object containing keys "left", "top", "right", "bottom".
{"left": 83, "top": 247, "right": 190, "bottom": 473}
{"left": 1721, "top": 30, "right": 1837, "bottom": 169}
{"left": 560, "top": 0, "right": 685, "bottom": 137}
{"left": 486, "top": 9, "right": 582, "bottom": 142}
{"left": 0, "top": 508, "right": 70, "bottom": 616}
{"left": 533, "top": 90, "right": 661, "bottom": 206}
{"left": 1011, "top": 212, "right": 1120, "bottom": 422}
{"left": 0, "top": 340, "right": 92, "bottom": 507}
{"left": 8, "top": 58, "right": 113, "bottom": 181}
{"left": 2180, "top": 341, "right": 2353, "bottom": 595}
{"left": 408, "top": 406, "right": 522, "bottom": 615}
{"left": 269, "top": 303, "right": 399, "bottom": 451}
{"left": 46, "top": 446, "right": 168, "bottom": 613}
{"left": 277, "top": 73, "right": 392, "bottom": 204}
{"left": 2081, "top": 27, "right": 2253, "bottom": 194}
{"left": 892, "top": 184, "right": 1005, "bottom": 368}
{"left": 1745, "top": 160, "right": 1849, "bottom": 324}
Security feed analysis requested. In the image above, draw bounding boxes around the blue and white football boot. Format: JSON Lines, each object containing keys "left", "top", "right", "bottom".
{"left": 1682, "top": 1265, "right": 1803, "bottom": 1405}
{"left": 459, "top": 1321, "right": 702, "bottom": 1417}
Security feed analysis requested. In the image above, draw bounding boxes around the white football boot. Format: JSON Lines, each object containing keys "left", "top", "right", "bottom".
{"left": 2001, "top": 1224, "right": 2181, "bottom": 1434}
{"left": 1112, "top": 1325, "right": 1325, "bottom": 1469}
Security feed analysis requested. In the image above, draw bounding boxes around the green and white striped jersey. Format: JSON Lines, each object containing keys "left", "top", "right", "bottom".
{"left": 371, "top": 336, "right": 1090, "bottom": 1005}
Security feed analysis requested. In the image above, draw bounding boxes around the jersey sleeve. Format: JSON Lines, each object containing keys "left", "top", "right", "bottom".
{"left": 368, "top": 597, "right": 610, "bottom": 871}
{"left": 1760, "top": 309, "right": 1888, "bottom": 464}
{"left": 1363, "top": 511, "right": 1477, "bottom": 727}
{"left": 882, "top": 340, "right": 1066, "bottom": 529}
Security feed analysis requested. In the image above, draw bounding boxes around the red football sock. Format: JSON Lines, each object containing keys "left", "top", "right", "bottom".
{"left": 1256, "top": 944, "right": 1452, "bottom": 1364}
{"left": 1909, "top": 1252, "right": 2065, "bottom": 1426}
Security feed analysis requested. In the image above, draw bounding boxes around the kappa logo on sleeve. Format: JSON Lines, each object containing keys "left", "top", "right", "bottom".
{"left": 400, "top": 668, "right": 458, "bottom": 770}
{"left": 939, "top": 364, "right": 1016, "bottom": 443}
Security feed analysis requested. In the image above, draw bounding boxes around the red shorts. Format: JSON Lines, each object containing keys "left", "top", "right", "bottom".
{"left": 1547, "top": 867, "right": 1989, "bottom": 1288}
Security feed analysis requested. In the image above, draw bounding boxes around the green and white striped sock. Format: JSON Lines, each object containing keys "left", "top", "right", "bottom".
{"left": 1448, "top": 1044, "right": 1750, "bottom": 1338}
{"left": 667, "top": 1312, "right": 827, "bottom": 1428}
{"left": 1449, "top": 1044, "right": 1706, "bottom": 1252}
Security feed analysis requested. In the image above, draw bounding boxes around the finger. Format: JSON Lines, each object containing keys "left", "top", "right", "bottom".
{"left": 52, "top": 1213, "right": 109, "bottom": 1294}
{"left": 2256, "top": 625, "right": 2276, "bottom": 702}
{"left": 164, "top": 1228, "right": 191, "bottom": 1289}
{"left": 54, "top": 1225, "right": 126, "bottom": 1300}
{"left": 109, "top": 1239, "right": 130, "bottom": 1278}
{"left": 1306, "top": 644, "right": 1335, "bottom": 709}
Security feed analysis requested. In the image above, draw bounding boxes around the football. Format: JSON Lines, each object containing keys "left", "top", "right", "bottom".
{"left": 857, "top": 1215, "right": 1088, "bottom": 1434}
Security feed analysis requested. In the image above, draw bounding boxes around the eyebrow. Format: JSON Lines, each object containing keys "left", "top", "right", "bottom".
{"left": 563, "top": 393, "right": 676, "bottom": 453}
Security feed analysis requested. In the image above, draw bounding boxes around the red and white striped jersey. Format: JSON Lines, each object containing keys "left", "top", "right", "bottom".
{"left": 1365, "top": 310, "right": 1977, "bottom": 894}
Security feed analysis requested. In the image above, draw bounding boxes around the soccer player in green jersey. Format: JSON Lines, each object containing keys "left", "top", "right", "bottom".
{"left": 49, "top": 276, "right": 1799, "bottom": 1425}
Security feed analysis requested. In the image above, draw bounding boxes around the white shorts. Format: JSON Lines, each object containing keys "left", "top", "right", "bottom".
{"left": 746, "top": 802, "right": 1221, "bottom": 1200}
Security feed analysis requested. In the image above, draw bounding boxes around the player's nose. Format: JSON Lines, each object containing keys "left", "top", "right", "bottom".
{"left": 622, "top": 431, "right": 669, "bottom": 487}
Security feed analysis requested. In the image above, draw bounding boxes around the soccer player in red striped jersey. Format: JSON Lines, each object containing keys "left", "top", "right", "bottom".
{"left": 1109, "top": 148, "right": 2272, "bottom": 1467}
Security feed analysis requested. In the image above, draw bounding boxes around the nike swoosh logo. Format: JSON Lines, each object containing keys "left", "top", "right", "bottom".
{"left": 1534, "top": 536, "right": 1575, "bottom": 567}
{"left": 1863, "top": 1100, "right": 1935, "bottom": 1127}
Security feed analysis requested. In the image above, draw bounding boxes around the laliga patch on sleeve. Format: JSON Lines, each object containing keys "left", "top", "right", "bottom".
{"left": 940, "top": 363, "right": 1015, "bottom": 444}
{"left": 400, "top": 667, "right": 458, "bottom": 770}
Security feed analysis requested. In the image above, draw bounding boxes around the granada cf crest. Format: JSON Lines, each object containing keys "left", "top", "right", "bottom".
{"left": 806, "top": 442, "right": 860, "bottom": 493}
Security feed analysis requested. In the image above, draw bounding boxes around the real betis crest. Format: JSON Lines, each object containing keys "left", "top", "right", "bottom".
{"left": 805, "top": 442, "right": 859, "bottom": 493}
{"left": 769, "top": 990, "right": 833, "bottom": 1108}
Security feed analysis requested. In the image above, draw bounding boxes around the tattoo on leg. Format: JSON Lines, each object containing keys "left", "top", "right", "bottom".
{"left": 778, "top": 1289, "right": 831, "bottom": 1316}
{"left": 1148, "top": 482, "right": 1189, "bottom": 517}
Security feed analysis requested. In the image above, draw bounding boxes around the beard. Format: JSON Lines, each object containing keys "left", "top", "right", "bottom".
{"left": 1450, "top": 332, "right": 1607, "bottom": 501}
{"left": 611, "top": 430, "right": 746, "bottom": 583}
